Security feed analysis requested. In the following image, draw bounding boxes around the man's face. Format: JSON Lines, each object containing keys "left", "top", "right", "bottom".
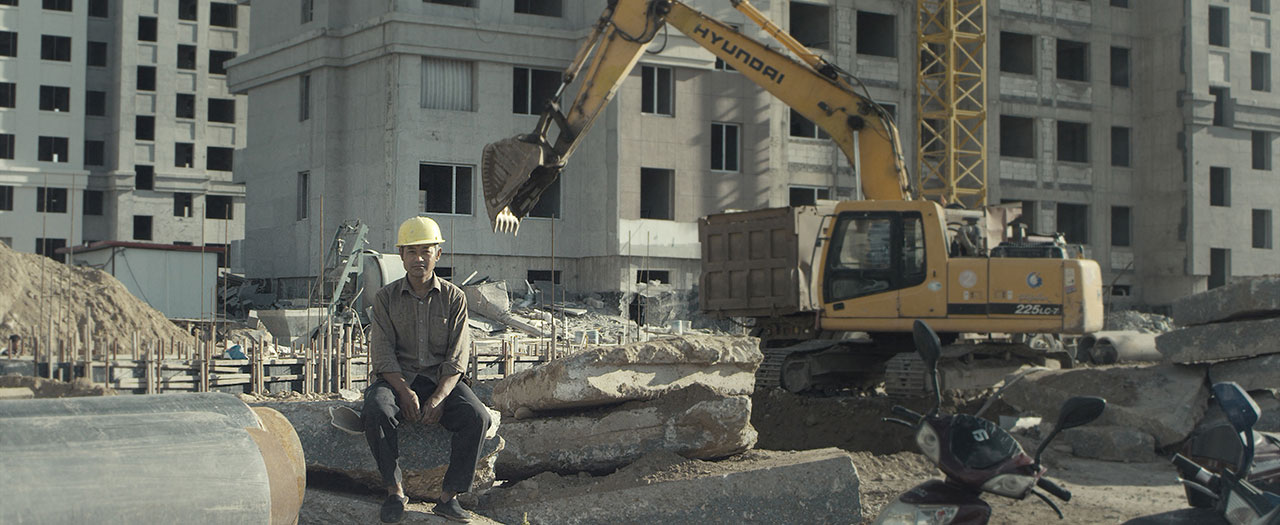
{"left": 400, "top": 244, "right": 441, "bottom": 279}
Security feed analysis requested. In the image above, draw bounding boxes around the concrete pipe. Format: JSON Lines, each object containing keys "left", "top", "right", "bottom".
{"left": 1079, "top": 331, "right": 1161, "bottom": 365}
{"left": 0, "top": 392, "right": 305, "bottom": 524}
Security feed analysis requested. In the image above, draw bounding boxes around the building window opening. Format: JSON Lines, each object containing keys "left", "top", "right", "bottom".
{"left": 1000, "top": 32, "right": 1034, "bottom": 74}
{"left": 791, "top": 2, "right": 831, "bottom": 50}
{"left": 1209, "top": 248, "right": 1230, "bottom": 289}
{"left": 1111, "top": 206, "right": 1131, "bottom": 247}
{"left": 1057, "top": 121, "right": 1089, "bottom": 163}
{"left": 419, "top": 163, "right": 473, "bottom": 215}
{"left": 514, "top": 0, "right": 561, "bottom": 17}
{"left": 640, "top": 65, "right": 673, "bottom": 116}
{"left": 789, "top": 186, "right": 831, "bottom": 206}
{"left": 1209, "top": 6, "right": 1229, "bottom": 47}
{"left": 206, "top": 195, "right": 234, "bottom": 219}
{"left": 1001, "top": 116, "right": 1035, "bottom": 158}
{"left": 1056, "top": 39, "right": 1088, "bottom": 81}
{"left": 1254, "top": 209, "right": 1273, "bottom": 249}
{"left": 133, "top": 215, "right": 152, "bottom": 241}
{"left": 1210, "top": 167, "right": 1230, "bottom": 207}
{"left": 636, "top": 270, "right": 671, "bottom": 284}
{"left": 639, "top": 167, "right": 673, "bottom": 220}
{"left": 174, "top": 192, "right": 194, "bottom": 217}
{"left": 1057, "top": 203, "right": 1089, "bottom": 244}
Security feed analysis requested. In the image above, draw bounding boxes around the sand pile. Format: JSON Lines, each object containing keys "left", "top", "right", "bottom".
{"left": 0, "top": 242, "right": 193, "bottom": 349}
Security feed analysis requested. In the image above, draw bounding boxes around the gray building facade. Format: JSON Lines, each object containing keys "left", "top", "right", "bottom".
{"left": 229, "top": 0, "right": 1280, "bottom": 309}
{"left": 0, "top": 0, "right": 248, "bottom": 267}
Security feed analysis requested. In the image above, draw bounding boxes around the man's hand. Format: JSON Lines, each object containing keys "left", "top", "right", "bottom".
{"left": 397, "top": 388, "right": 422, "bottom": 423}
{"left": 421, "top": 394, "right": 445, "bottom": 425}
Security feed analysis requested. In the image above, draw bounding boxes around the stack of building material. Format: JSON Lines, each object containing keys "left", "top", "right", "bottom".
{"left": 1157, "top": 277, "right": 1280, "bottom": 390}
{"left": 481, "top": 334, "right": 866, "bottom": 523}
{"left": 490, "top": 333, "right": 762, "bottom": 479}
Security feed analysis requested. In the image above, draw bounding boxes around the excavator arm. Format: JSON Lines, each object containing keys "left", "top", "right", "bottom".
{"left": 481, "top": 0, "right": 912, "bottom": 230}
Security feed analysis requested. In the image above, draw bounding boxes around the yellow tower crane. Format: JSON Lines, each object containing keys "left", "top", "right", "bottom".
{"left": 916, "top": 0, "right": 988, "bottom": 209}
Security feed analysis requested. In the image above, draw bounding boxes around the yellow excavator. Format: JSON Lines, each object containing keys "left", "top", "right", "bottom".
{"left": 481, "top": 0, "right": 1103, "bottom": 393}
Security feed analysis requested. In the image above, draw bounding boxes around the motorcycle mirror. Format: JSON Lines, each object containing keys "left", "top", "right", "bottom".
{"left": 912, "top": 320, "right": 943, "bottom": 415}
{"left": 1034, "top": 396, "right": 1107, "bottom": 465}
{"left": 1212, "top": 382, "right": 1260, "bottom": 436}
{"left": 1211, "top": 382, "right": 1259, "bottom": 476}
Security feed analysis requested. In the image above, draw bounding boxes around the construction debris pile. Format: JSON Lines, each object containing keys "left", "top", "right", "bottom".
{"left": 0, "top": 242, "right": 192, "bottom": 348}
{"left": 994, "top": 276, "right": 1280, "bottom": 463}
{"left": 1103, "top": 309, "right": 1177, "bottom": 334}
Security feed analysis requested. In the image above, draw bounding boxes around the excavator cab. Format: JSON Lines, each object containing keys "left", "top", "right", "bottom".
{"left": 824, "top": 211, "right": 928, "bottom": 304}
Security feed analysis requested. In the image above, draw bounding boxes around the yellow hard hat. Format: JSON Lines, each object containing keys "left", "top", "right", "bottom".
{"left": 395, "top": 216, "right": 446, "bottom": 247}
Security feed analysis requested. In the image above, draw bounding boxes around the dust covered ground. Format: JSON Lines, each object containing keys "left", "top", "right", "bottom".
{"left": 752, "top": 389, "right": 1208, "bottom": 524}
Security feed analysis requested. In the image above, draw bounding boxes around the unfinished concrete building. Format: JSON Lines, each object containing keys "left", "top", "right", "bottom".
{"left": 228, "top": 0, "right": 1280, "bottom": 310}
{"left": 0, "top": 0, "right": 248, "bottom": 267}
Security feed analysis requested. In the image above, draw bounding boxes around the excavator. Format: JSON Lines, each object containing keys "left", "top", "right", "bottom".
{"left": 481, "top": 0, "right": 1104, "bottom": 393}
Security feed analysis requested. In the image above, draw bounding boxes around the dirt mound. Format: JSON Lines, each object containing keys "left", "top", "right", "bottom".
{"left": 0, "top": 242, "right": 192, "bottom": 349}
{"left": 0, "top": 374, "right": 115, "bottom": 398}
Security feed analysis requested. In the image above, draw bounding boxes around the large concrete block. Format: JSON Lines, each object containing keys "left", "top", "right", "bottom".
{"left": 1171, "top": 277, "right": 1280, "bottom": 326}
{"left": 491, "top": 334, "right": 761, "bottom": 415}
{"left": 257, "top": 401, "right": 503, "bottom": 501}
{"left": 1156, "top": 317, "right": 1280, "bottom": 363}
{"left": 1062, "top": 425, "right": 1158, "bottom": 462}
{"left": 495, "top": 384, "right": 757, "bottom": 480}
{"left": 480, "top": 448, "right": 861, "bottom": 525}
{"left": 1001, "top": 364, "right": 1208, "bottom": 448}
{"left": 1209, "top": 354, "right": 1280, "bottom": 393}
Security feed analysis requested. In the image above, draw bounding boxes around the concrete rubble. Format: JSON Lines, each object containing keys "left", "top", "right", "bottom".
{"left": 1208, "top": 354, "right": 1280, "bottom": 393}
{"left": 1000, "top": 364, "right": 1208, "bottom": 448}
{"left": 1104, "top": 310, "right": 1177, "bottom": 334}
{"left": 479, "top": 449, "right": 862, "bottom": 525}
{"left": 1156, "top": 317, "right": 1280, "bottom": 364}
{"left": 256, "top": 400, "right": 503, "bottom": 501}
{"left": 1157, "top": 277, "right": 1280, "bottom": 365}
{"left": 491, "top": 334, "right": 761, "bottom": 415}
{"left": 1170, "top": 276, "right": 1280, "bottom": 327}
{"left": 495, "top": 384, "right": 757, "bottom": 479}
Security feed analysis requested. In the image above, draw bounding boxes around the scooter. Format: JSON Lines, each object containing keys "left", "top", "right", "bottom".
{"left": 1179, "top": 389, "right": 1280, "bottom": 508}
{"left": 872, "top": 320, "right": 1107, "bottom": 525}
{"left": 1172, "top": 382, "right": 1280, "bottom": 524}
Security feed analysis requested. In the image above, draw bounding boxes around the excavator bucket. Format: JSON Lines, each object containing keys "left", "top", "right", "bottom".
{"left": 481, "top": 137, "right": 545, "bottom": 232}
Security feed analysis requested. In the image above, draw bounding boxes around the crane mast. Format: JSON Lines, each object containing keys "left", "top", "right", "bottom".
{"left": 916, "top": 0, "right": 988, "bottom": 209}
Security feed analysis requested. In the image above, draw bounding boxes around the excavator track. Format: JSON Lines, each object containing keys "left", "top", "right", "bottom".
{"left": 755, "top": 346, "right": 792, "bottom": 392}
{"left": 756, "top": 337, "right": 1075, "bottom": 396}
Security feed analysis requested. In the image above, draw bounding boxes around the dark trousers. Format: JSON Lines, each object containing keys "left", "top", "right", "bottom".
{"left": 362, "top": 375, "right": 492, "bottom": 495}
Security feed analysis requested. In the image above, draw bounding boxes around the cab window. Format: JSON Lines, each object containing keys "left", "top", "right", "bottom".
{"left": 824, "top": 211, "right": 927, "bottom": 303}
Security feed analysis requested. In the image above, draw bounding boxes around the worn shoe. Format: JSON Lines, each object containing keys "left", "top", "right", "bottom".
{"left": 379, "top": 494, "right": 409, "bottom": 523}
{"left": 432, "top": 498, "right": 472, "bottom": 523}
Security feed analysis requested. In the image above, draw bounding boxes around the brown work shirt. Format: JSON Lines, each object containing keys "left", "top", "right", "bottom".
{"left": 369, "top": 274, "right": 471, "bottom": 384}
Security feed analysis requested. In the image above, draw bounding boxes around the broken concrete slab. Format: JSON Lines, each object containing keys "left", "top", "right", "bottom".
{"left": 1062, "top": 425, "right": 1158, "bottom": 462}
{"left": 495, "top": 384, "right": 756, "bottom": 480}
{"left": 257, "top": 400, "right": 503, "bottom": 501}
{"left": 1000, "top": 364, "right": 1208, "bottom": 448}
{"left": 1171, "top": 277, "right": 1280, "bottom": 327}
{"left": 1208, "top": 354, "right": 1280, "bottom": 393}
{"left": 480, "top": 448, "right": 861, "bottom": 525}
{"left": 1156, "top": 317, "right": 1280, "bottom": 363}
{"left": 491, "top": 334, "right": 760, "bottom": 415}
{"left": 1195, "top": 390, "right": 1280, "bottom": 433}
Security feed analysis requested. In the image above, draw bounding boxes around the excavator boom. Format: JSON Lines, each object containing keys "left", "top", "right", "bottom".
{"left": 480, "top": 0, "right": 912, "bottom": 229}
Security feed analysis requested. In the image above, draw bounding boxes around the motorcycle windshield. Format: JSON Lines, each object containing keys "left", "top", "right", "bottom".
{"left": 948, "top": 414, "right": 1022, "bottom": 470}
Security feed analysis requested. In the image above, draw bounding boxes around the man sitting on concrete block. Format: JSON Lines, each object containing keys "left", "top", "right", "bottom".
{"left": 363, "top": 216, "right": 491, "bottom": 523}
